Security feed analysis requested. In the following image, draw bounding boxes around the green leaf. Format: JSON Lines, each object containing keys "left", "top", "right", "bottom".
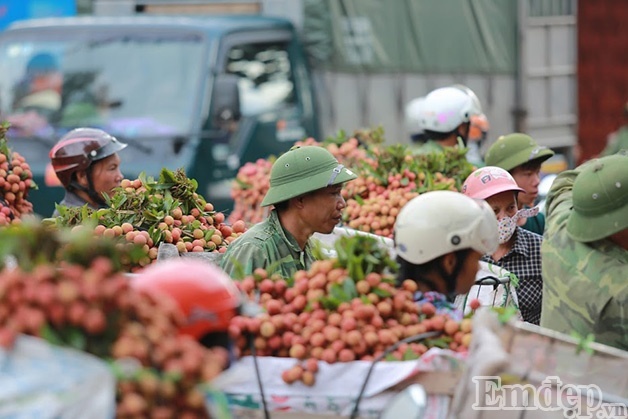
{"left": 329, "top": 283, "right": 348, "bottom": 302}
{"left": 159, "top": 168, "right": 177, "bottom": 184}
{"left": 66, "top": 327, "right": 87, "bottom": 351}
{"left": 491, "top": 306, "right": 518, "bottom": 324}
{"left": 372, "top": 287, "right": 392, "bottom": 298}
{"left": 321, "top": 297, "right": 341, "bottom": 310}
{"left": 508, "top": 273, "right": 520, "bottom": 288}
{"left": 342, "top": 279, "right": 358, "bottom": 300}
{"left": 403, "top": 347, "right": 419, "bottom": 361}
{"left": 384, "top": 353, "right": 397, "bottom": 362}
{"left": 40, "top": 324, "right": 65, "bottom": 346}
{"left": 571, "top": 331, "right": 595, "bottom": 356}
{"left": 424, "top": 337, "right": 451, "bottom": 349}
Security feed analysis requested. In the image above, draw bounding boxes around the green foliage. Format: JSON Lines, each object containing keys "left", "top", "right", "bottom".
{"left": 571, "top": 331, "right": 595, "bottom": 356}
{"left": 0, "top": 216, "right": 143, "bottom": 272}
{"left": 333, "top": 234, "right": 398, "bottom": 281}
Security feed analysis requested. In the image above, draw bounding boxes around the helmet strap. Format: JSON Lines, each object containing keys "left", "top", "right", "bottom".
{"left": 457, "top": 122, "right": 471, "bottom": 147}
{"left": 69, "top": 167, "right": 106, "bottom": 207}
{"left": 85, "top": 168, "right": 107, "bottom": 206}
{"left": 435, "top": 251, "right": 468, "bottom": 302}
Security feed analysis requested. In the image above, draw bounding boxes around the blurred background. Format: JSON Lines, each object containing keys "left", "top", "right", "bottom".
{"left": 1, "top": 0, "right": 617, "bottom": 164}
{"left": 0, "top": 0, "right": 626, "bottom": 214}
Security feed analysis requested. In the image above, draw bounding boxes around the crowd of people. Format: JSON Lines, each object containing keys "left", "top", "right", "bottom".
{"left": 44, "top": 84, "right": 627, "bottom": 355}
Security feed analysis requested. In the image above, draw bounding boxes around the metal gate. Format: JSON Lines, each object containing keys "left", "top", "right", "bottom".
{"left": 516, "top": 0, "right": 578, "bottom": 161}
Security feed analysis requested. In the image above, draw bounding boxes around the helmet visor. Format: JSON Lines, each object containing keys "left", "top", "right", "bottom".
{"left": 447, "top": 199, "right": 498, "bottom": 256}
{"left": 92, "top": 136, "right": 128, "bottom": 161}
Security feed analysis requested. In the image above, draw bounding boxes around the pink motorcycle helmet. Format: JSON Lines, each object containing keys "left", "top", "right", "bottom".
{"left": 462, "top": 166, "right": 524, "bottom": 200}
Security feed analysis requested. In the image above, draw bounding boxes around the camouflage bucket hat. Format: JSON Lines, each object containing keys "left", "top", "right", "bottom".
{"left": 485, "top": 133, "right": 555, "bottom": 171}
{"left": 566, "top": 153, "right": 628, "bottom": 242}
{"left": 261, "top": 146, "right": 357, "bottom": 207}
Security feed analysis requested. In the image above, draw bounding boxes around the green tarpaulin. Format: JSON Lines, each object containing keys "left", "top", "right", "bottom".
{"left": 302, "top": 0, "right": 517, "bottom": 74}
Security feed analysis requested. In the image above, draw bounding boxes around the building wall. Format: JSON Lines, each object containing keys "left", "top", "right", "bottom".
{"left": 578, "top": 0, "right": 628, "bottom": 162}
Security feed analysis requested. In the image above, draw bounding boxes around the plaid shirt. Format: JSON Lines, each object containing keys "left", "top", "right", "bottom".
{"left": 481, "top": 227, "right": 543, "bottom": 325}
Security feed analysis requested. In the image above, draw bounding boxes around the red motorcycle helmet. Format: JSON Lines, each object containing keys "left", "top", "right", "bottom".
{"left": 49, "top": 128, "right": 127, "bottom": 188}
{"left": 132, "top": 259, "right": 241, "bottom": 340}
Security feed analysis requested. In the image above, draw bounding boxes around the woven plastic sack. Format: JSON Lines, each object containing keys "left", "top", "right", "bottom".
{"left": 0, "top": 334, "right": 116, "bottom": 419}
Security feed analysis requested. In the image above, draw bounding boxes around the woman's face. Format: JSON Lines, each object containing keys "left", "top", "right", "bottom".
{"left": 86, "top": 153, "right": 123, "bottom": 198}
{"left": 485, "top": 191, "right": 517, "bottom": 221}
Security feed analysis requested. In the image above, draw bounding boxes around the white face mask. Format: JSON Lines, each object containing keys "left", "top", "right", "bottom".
{"left": 497, "top": 206, "right": 540, "bottom": 244}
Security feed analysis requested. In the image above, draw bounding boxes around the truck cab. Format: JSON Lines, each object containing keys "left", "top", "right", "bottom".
{"left": 0, "top": 15, "right": 319, "bottom": 216}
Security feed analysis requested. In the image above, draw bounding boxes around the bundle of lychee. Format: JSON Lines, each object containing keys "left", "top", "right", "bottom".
{"left": 341, "top": 143, "right": 476, "bottom": 238}
{"left": 0, "top": 122, "right": 36, "bottom": 225}
{"left": 228, "top": 235, "right": 473, "bottom": 387}
{"left": 228, "top": 129, "right": 375, "bottom": 225}
{"left": 47, "top": 167, "right": 247, "bottom": 271}
{"left": 0, "top": 221, "right": 228, "bottom": 418}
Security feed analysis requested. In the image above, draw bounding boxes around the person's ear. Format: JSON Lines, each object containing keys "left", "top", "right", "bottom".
{"left": 440, "top": 252, "right": 457, "bottom": 275}
{"left": 75, "top": 170, "right": 88, "bottom": 187}
{"left": 291, "top": 195, "right": 306, "bottom": 210}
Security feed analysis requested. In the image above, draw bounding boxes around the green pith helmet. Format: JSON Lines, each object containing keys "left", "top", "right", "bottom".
{"left": 485, "top": 133, "right": 555, "bottom": 171}
{"left": 566, "top": 153, "right": 628, "bottom": 242}
{"left": 261, "top": 146, "right": 357, "bottom": 207}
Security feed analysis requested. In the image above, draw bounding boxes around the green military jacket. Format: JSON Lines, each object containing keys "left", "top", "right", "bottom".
{"left": 220, "top": 210, "right": 316, "bottom": 280}
{"left": 601, "top": 126, "right": 628, "bottom": 157}
{"left": 540, "top": 168, "right": 628, "bottom": 351}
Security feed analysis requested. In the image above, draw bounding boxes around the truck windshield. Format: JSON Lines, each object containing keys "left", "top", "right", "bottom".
{"left": 0, "top": 29, "right": 205, "bottom": 139}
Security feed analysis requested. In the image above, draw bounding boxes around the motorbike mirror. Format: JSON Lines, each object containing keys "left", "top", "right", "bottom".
{"left": 379, "top": 384, "right": 427, "bottom": 419}
{"left": 211, "top": 73, "right": 241, "bottom": 126}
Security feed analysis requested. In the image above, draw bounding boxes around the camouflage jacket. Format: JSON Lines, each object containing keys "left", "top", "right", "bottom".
{"left": 540, "top": 168, "right": 628, "bottom": 351}
{"left": 601, "top": 125, "right": 628, "bottom": 157}
{"left": 220, "top": 209, "right": 316, "bottom": 280}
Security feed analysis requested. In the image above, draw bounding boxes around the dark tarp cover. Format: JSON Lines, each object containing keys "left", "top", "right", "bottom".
{"left": 302, "top": 0, "right": 517, "bottom": 74}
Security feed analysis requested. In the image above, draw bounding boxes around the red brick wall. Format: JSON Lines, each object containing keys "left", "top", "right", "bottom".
{"left": 577, "top": 0, "right": 628, "bottom": 162}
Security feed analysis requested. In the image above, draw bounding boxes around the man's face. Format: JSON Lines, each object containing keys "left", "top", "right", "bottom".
{"left": 85, "top": 153, "right": 123, "bottom": 198}
{"left": 31, "top": 71, "right": 63, "bottom": 93}
{"left": 300, "top": 184, "right": 347, "bottom": 234}
{"left": 510, "top": 164, "right": 542, "bottom": 207}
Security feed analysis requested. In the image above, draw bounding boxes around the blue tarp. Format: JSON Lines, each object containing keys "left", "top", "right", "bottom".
{"left": 0, "top": 0, "right": 76, "bottom": 31}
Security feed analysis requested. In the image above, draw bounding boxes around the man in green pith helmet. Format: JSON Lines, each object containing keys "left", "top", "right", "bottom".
{"left": 221, "top": 146, "right": 357, "bottom": 279}
{"left": 484, "top": 133, "right": 555, "bottom": 235}
{"left": 541, "top": 152, "right": 628, "bottom": 351}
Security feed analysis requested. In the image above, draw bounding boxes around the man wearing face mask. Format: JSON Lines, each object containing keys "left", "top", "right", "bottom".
{"left": 462, "top": 166, "right": 544, "bottom": 325}
{"left": 412, "top": 86, "right": 483, "bottom": 156}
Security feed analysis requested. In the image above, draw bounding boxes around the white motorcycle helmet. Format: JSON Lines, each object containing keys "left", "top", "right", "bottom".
{"left": 419, "top": 86, "right": 483, "bottom": 134}
{"left": 394, "top": 191, "right": 498, "bottom": 265}
{"left": 405, "top": 96, "right": 426, "bottom": 138}
{"left": 450, "top": 84, "right": 483, "bottom": 117}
